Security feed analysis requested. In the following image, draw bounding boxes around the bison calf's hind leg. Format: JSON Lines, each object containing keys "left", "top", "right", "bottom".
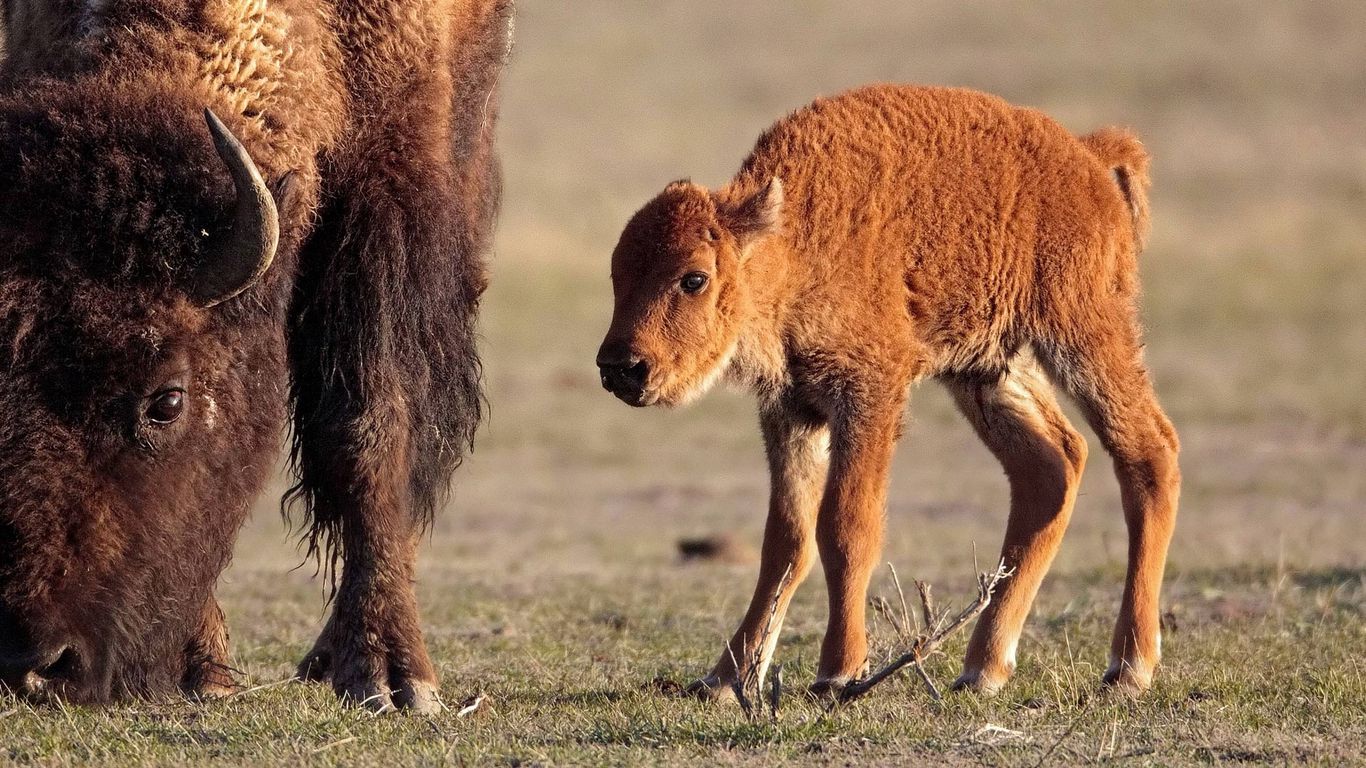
{"left": 1041, "top": 317, "right": 1180, "bottom": 693}
{"left": 690, "top": 404, "right": 828, "bottom": 701}
{"left": 945, "top": 355, "right": 1087, "bottom": 694}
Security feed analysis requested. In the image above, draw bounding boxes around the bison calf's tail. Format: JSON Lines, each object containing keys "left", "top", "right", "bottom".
{"left": 1081, "top": 127, "right": 1151, "bottom": 252}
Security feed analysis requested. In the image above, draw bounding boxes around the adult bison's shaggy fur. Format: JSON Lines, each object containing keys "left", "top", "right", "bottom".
{"left": 0, "top": 0, "right": 511, "bottom": 711}
{"left": 599, "top": 85, "right": 1180, "bottom": 699}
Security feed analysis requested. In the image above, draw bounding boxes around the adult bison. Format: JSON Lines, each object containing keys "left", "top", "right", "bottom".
{"left": 0, "top": 0, "right": 511, "bottom": 712}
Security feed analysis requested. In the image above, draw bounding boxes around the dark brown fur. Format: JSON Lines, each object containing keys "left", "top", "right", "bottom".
{"left": 0, "top": 0, "right": 510, "bottom": 711}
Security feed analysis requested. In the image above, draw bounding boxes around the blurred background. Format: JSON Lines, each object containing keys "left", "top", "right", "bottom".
{"left": 230, "top": 0, "right": 1364, "bottom": 631}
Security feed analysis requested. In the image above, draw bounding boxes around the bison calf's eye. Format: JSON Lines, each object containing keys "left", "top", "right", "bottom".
{"left": 680, "top": 272, "right": 709, "bottom": 294}
{"left": 145, "top": 389, "right": 186, "bottom": 425}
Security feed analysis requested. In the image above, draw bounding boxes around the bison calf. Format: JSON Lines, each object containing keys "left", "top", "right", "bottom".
{"left": 598, "top": 84, "right": 1180, "bottom": 697}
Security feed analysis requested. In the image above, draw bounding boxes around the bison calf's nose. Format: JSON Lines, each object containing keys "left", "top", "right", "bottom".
{"left": 597, "top": 358, "right": 650, "bottom": 392}
{"left": 596, "top": 346, "right": 650, "bottom": 400}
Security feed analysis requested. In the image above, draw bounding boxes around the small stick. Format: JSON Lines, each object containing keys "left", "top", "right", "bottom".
{"left": 887, "top": 563, "right": 913, "bottom": 636}
{"left": 723, "top": 639, "right": 754, "bottom": 718}
{"left": 227, "top": 676, "right": 300, "bottom": 698}
{"left": 733, "top": 564, "right": 793, "bottom": 719}
{"left": 455, "top": 694, "right": 486, "bottom": 718}
{"left": 916, "top": 580, "right": 937, "bottom": 634}
{"left": 911, "top": 658, "right": 942, "bottom": 701}
{"left": 870, "top": 595, "right": 898, "bottom": 636}
{"left": 309, "top": 736, "right": 356, "bottom": 755}
{"left": 768, "top": 663, "right": 783, "bottom": 719}
{"left": 839, "top": 561, "right": 1012, "bottom": 703}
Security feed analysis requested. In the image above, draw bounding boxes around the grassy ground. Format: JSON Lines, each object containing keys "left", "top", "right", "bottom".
{"left": 3, "top": 1, "right": 1365, "bottom": 765}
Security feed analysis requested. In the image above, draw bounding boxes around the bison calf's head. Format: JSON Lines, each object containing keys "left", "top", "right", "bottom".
{"left": 598, "top": 178, "right": 783, "bottom": 407}
{"left": 0, "top": 107, "right": 291, "bottom": 703}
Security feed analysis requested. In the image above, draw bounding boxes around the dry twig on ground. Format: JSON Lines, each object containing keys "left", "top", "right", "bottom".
{"left": 839, "top": 560, "right": 1013, "bottom": 704}
{"left": 727, "top": 564, "right": 793, "bottom": 719}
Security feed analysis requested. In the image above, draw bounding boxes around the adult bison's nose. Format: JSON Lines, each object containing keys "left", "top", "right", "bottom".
{"left": 0, "top": 606, "right": 82, "bottom": 698}
{"left": 596, "top": 343, "right": 650, "bottom": 404}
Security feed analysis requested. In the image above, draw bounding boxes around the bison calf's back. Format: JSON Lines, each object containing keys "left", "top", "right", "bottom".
{"left": 599, "top": 84, "right": 1179, "bottom": 698}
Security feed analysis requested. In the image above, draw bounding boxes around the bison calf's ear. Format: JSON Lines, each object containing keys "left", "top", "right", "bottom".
{"left": 718, "top": 177, "right": 783, "bottom": 251}
{"left": 186, "top": 109, "right": 288, "bottom": 308}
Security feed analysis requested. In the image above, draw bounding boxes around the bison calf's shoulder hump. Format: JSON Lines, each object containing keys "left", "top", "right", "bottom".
{"left": 0, "top": 0, "right": 512, "bottom": 709}
{"left": 599, "top": 83, "right": 1179, "bottom": 699}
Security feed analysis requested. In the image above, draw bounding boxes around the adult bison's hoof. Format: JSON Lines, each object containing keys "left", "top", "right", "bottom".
{"left": 304, "top": 653, "right": 442, "bottom": 714}
{"left": 297, "top": 624, "right": 441, "bottom": 714}
{"left": 335, "top": 670, "right": 441, "bottom": 715}
{"left": 684, "top": 675, "right": 738, "bottom": 704}
{"left": 297, "top": 646, "right": 332, "bottom": 683}
{"left": 184, "top": 663, "right": 240, "bottom": 700}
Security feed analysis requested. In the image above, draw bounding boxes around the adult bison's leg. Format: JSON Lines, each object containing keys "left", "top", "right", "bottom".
{"left": 288, "top": 160, "right": 487, "bottom": 711}
{"left": 286, "top": 0, "right": 504, "bottom": 702}
{"left": 689, "top": 400, "right": 829, "bottom": 701}
{"left": 181, "top": 595, "right": 237, "bottom": 699}
{"left": 1040, "top": 313, "right": 1180, "bottom": 693}
{"left": 287, "top": 385, "right": 442, "bottom": 712}
{"left": 944, "top": 354, "right": 1087, "bottom": 694}
{"left": 810, "top": 389, "right": 907, "bottom": 696}
{"left": 296, "top": 609, "right": 336, "bottom": 683}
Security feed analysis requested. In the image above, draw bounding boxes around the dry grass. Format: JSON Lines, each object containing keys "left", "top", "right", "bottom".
{"left": 3, "top": 1, "right": 1365, "bottom": 764}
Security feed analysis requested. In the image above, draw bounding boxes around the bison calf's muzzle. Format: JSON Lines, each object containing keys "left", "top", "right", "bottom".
{"left": 596, "top": 343, "right": 651, "bottom": 405}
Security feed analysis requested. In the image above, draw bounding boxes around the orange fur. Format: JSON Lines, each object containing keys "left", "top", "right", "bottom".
{"left": 599, "top": 84, "right": 1179, "bottom": 697}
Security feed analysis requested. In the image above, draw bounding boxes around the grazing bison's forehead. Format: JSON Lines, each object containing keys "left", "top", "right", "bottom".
{"left": 0, "top": 275, "right": 207, "bottom": 417}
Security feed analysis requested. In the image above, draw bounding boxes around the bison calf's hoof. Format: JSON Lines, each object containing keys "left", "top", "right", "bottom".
{"left": 951, "top": 666, "right": 1011, "bottom": 696}
{"left": 683, "top": 675, "right": 739, "bottom": 704}
{"left": 807, "top": 677, "right": 854, "bottom": 702}
{"left": 1102, "top": 660, "right": 1154, "bottom": 696}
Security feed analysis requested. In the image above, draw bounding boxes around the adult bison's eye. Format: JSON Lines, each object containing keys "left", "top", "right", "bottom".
{"left": 680, "top": 272, "right": 709, "bottom": 295}
{"left": 146, "top": 389, "right": 186, "bottom": 425}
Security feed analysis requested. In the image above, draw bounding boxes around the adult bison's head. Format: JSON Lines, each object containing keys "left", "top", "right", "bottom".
{"left": 0, "top": 100, "right": 294, "bottom": 703}
{"left": 597, "top": 177, "right": 783, "bottom": 407}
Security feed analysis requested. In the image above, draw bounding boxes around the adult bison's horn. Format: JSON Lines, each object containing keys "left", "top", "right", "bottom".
{"left": 189, "top": 108, "right": 284, "bottom": 307}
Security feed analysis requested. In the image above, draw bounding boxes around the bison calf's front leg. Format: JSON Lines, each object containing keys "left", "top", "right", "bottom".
{"left": 809, "top": 403, "right": 904, "bottom": 698}
{"left": 690, "top": 404, "right": 828, "bottom": 701}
